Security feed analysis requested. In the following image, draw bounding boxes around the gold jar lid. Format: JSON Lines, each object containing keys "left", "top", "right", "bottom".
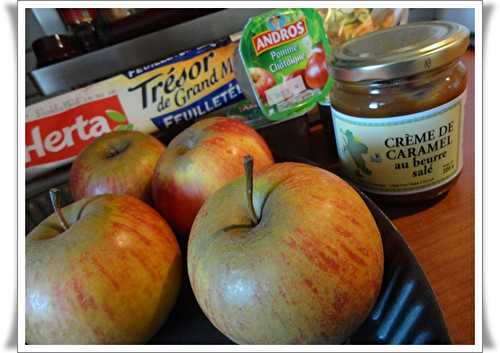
{"left": 332, "top": 21, "right": 470, "bottom": 82}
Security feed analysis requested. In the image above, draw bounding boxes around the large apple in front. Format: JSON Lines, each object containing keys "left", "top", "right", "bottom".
{"left": 152, "top": 117, "right": 274, "bottom": 238}
{"left": 70, "top": 131, "right": 164, "bottom": 202}
{"left": 26, "top": 194, "right": 182, "bottom": 344}
{"left": 188, "top": 162, "right": 383, "bottom": 344}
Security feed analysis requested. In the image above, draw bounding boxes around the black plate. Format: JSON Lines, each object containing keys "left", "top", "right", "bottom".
{"left": 149, "top": 187, "right": 452, "bottom": 345}
{"left": 25, "top": 166, "right": 451, "bottom": 345}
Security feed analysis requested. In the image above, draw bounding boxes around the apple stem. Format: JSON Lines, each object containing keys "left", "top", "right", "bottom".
{"left": 49, "top": 188, "right": 69, "bottom": 231}
{"left": 244, "top": 155, "right": 259, "bottom": 226}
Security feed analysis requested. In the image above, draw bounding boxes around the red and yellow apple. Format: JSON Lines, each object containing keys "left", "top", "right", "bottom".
{"left": 188, "top": 161, "right": 383, "bottom": 344}
{"left": 26, "top": 193, "right": 182, "bottom": 344}
{"left": 152, "top": 117, "right": 274, "bottom": 238}
{"left": 248, "top": 67, "right": 276, "bottom": 104}
{"left": 70, "top": 131, "right": 164, "bottom": 202}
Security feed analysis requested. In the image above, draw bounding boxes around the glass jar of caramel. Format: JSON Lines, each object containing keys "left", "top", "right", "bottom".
{"left": 330, "top": 21, "right": 470, "bottom": 203}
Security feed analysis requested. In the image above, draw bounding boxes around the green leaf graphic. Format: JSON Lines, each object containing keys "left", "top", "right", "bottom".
{"left": 114, "top": 124, "right": 134, "bottom": 131}
{"left": 106, "top": 110, "right": 127, "bottom": 123}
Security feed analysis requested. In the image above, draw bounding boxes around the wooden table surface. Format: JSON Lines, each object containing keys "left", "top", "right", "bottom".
{"left": 308, "top": 49, "right": 475, "bottom": 344}
{"left": 384, "top": 49, "right": 475, "bottom": 345}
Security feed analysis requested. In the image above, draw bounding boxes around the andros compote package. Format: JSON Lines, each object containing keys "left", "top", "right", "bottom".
{"left": 237, "top": 9, "right": 333, "bottom": 121}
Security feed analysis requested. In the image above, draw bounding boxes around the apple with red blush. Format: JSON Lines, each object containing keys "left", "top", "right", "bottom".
{"left": 152, "top": 117, "right": 274, "bottom": 238}
{"left": 26, "top": 191, "right": 182, "bottom": 344}
{"left": 69, "top": 131, "right": 164, "bottom": 203}
{"left": 188, "top": 158, "right": 383, "bottom": 344}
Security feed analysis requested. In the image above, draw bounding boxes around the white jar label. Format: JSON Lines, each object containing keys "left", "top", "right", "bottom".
{"left": 332, "top": 91, "right": 466, "bottom": 195}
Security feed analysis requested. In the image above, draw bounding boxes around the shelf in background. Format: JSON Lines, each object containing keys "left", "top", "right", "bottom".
{"left": 30, "top": 9, "right": 266, "bottom": 97}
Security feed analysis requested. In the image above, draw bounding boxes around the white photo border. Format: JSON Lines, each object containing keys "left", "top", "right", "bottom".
{"left": 17, "top": 1, "right": 483, "bottom": 352}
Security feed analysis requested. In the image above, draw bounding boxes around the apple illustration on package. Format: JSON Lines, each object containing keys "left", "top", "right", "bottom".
{"left": 188, "top": 156, "right": 384, "bottom": 344}
{"left": 285, "top": 68, "right": 306, "bottom": 82}
{"left": 248, "top": 67, "right": 276, "bottom": 104}
{"left": 304, "top": 44, "right": 329, "bottom": 89}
